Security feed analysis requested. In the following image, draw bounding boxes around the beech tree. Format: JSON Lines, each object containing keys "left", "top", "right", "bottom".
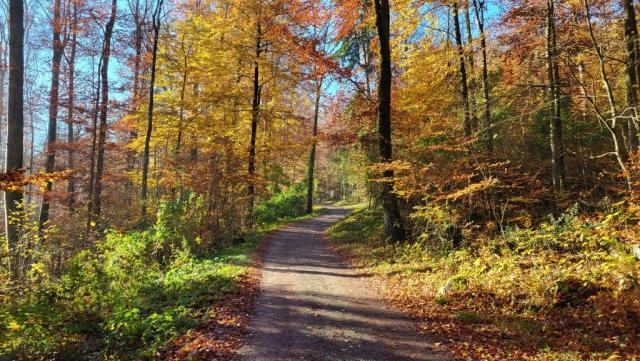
{"left": 373, "top": 0, "right": 405, "bottom": 242}
{"left": 88, "top": 0, "right": 117, "bottom": 227}
{"left": 5, "top": 0, "right": 24, "bottom": 278}
{"left": 141, "top": 0, "right": 163, "bottom": 217}
{"left": 39, "top": 0, "right": 67, "bottom": 229}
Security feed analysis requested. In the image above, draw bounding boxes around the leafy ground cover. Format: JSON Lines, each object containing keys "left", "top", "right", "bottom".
{"left": 327, "top": 206, "right": 640, "bottom": 360}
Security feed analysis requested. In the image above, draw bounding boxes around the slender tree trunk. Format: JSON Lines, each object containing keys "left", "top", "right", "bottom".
{"left": 5, "top": 0, "right": 24, "bottom": 278}
{"left": 464, "top": 0, "right": 478, "bottom": 131}
{"left": 39, "top": 0, "right": 65, "bottom": 230}
{"left": 66, "top": 4, "right": 78, "bottom": 208}
{"left": 472, "top": 0, "right": 492, "bottom": 153}
{"left": 584, "top": 0, "right": 631, "bottom": 186}
{"left": 622, "top": 0, "right": 640, "bottom": 151}
{"left": 127, "top": 0, "right": 144, "bottom": 178}
{"left": 453, "top": 2, "right": 472, "bottom": 136}
{"left": 546, "top": 0, "right": 566, "bottom": 194}
{"left": 175, "top": 59, "right": 188, "bottom": 154}
{"left": 141, "top": 0, "right": 163, "bottom": 218}
{"left": 247, "top": 21, "right": 262, "bottom": 224}
{"left": 374, "top": 0, "right": 405, "bottom": 242}
{"left": 86, "top": 55, "right": 102, "bottom": 236}
{"left": 91, "top": 0, "right": 117, "bottom": 221}
{"left": 306, "top": 78, "right": 322, "bottom": 214}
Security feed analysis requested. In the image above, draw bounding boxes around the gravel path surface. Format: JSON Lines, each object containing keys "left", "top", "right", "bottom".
{"left": 238, "top": 207, "right": 451, "bottom": 361}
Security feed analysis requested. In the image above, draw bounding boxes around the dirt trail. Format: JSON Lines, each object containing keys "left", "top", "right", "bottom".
{"left": 237, "top": 207, "right": 451, "bottom": 361}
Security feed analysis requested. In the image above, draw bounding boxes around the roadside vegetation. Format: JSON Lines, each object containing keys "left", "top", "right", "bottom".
{"left": 1, "top": 188, "right": 315, "bottom": 360}
{"left": 328, "top": 204, "right": 640, "bottom": 360}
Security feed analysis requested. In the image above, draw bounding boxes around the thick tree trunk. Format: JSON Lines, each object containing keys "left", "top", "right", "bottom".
{"left": 546, "top": 0, "right": 566, "bottom": 194}
{"left": 306, "top": 78, "right": 322, "bottom": 214}
{"left": 0, "top": 35, "right": 6, "bottom": 169}
{"left": 66, "top": 4, "right": 78, "bottom": 208}
{"left": 622, "top": 0, "right": 640, "bottom": 151}
{"left": 374, "top": 0, "right": 405, "bottom": 242}
{"left": 91, "top": 0, "right": 117, "bottom": 221}
{"left": 472, "top": 0, "right": 493, "bottom": 153}
{"left": 5, "top": 0, "right": 24, "bottom": 278}
{"left": 247, "top": 21, "right": 262, "bottom": 224}
{"left": 453, "top": 2, "right": 472, "bottom": 136}
{"left": 39, "top": 0, "right": 65, "bottom": 230}
{"left": 141, "top": 0, "right": 163, "bottom": 218}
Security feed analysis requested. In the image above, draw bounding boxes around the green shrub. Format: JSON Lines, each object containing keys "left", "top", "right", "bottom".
{"left": 255, "top": 184, "right": 307, "bottom": 224}
{"left": 0, "top": 195, "right": 259, "bottom": 360}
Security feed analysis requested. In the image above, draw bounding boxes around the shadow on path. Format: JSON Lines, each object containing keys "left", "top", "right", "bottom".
{"left": 237, "top": 207, "right": 451, "bottom": 361}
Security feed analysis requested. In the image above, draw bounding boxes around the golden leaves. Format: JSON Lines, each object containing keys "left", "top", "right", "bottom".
{"left": 0, "top": 169, "right": 72, "bottom": 192}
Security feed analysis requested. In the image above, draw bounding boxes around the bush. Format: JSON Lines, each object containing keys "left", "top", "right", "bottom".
{"left": 0, "top": 195, "right": 257, "bottom": 360}
{"left": 255, "top": 184, "right": 307, "bottom": 224}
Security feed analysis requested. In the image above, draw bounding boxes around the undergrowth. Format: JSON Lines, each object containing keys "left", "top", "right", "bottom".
{"left": 327, "top": 204, "right": 640, "bottom": 360}
{"left": 0, "top": 193, "right": 321, "bottom": 360}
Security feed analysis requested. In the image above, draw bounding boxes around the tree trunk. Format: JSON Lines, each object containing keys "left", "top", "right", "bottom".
{"left": 374, "top": 0, "right": 406, "bottom": 242}
{"left": 472, "top": 0, "right": 493, "bottom": 153}
{"left": 66, "top": 3, "right": 78, "bottom": 208}
{"left": 622, "top": 0, "right": 640, "bottom": 151}
{"left": 91, "top": 0, "right": 117, "bottom": 221}
{"left": 86, "top": 56, "right": 102, "bottom": 236}
{"left": 453, "top": 2, "right": 472, "bottom": 136}
{"left": 0, "top": 31, "right": 6, "bottom": 169}
{"left": 247, "top": 21, "right": 262, "bottom": 224}
{"left": 127, "top": 0, "right": 145, "bottom": 178}
{"left": 175, "top": 53, "right": 188, "bottom": 154}
{"left": 464, "top": 0, "right": 478, "bottom": 131}
{"left": 306, "top": 78, "right": 322, "bottom": 214}
{"left": 141, "top": 0, "right": 163, "bottom": 218}
{"left": 5, "top": 0, "right": 24, "bottom": 278}
{"left": 546, "top": 0, "right": 566, "bottom": 194}
{"left": 39, "top": 0, "right": 65, "bottom": 230}
{"left": 584, "top": 0, "right": 631, "bottom": 187}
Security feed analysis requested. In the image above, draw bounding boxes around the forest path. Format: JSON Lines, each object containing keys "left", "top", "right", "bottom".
{"left": 237, "top": 207, "right": 451, "bottom": 361}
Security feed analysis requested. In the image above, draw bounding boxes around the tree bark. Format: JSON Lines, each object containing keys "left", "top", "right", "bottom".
{"left": 622, "top": 0, "right": 640, "bottom": 151}
{"left": 0, "top": 28, "right": 6, "bottom": 170}
{"left": 5, "top": 0, "right": 24, "bottom": 278}
{"left": 247, "top": 21, "right": 262, "bottom": 224}
{"left": 141, "top": 0, "right": 163, "bottom": 218}
{"left": 374, "top": 0, "right": 405, "bottom": 242}
{"left": 453, "top": 2, "right": 472, "bottom": 136}
{"left": 306, "top": 78, "right": 322, "bottom": 214}
{"left": 584, "top": 0, "right": 631, "bottom": 187}
{"left": 472, "top": 0, "right": 493, "bottom": 153}
{"left": 464, "top": 0, "right": 478, "bottom": 131}
{"left": 91, "top": 0, "right": 117, "bottom": 221}
{"left": 66, "top": 3, "right": 78, "bottom": 208}
{"left": 39, "top": 0, "right": 65, "bottom": 230}
{"left": 86, "top": 55, "right": 102, "bottom": 236}
{"left": 546, "top": 0, "right": 566, "bottom": 194}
